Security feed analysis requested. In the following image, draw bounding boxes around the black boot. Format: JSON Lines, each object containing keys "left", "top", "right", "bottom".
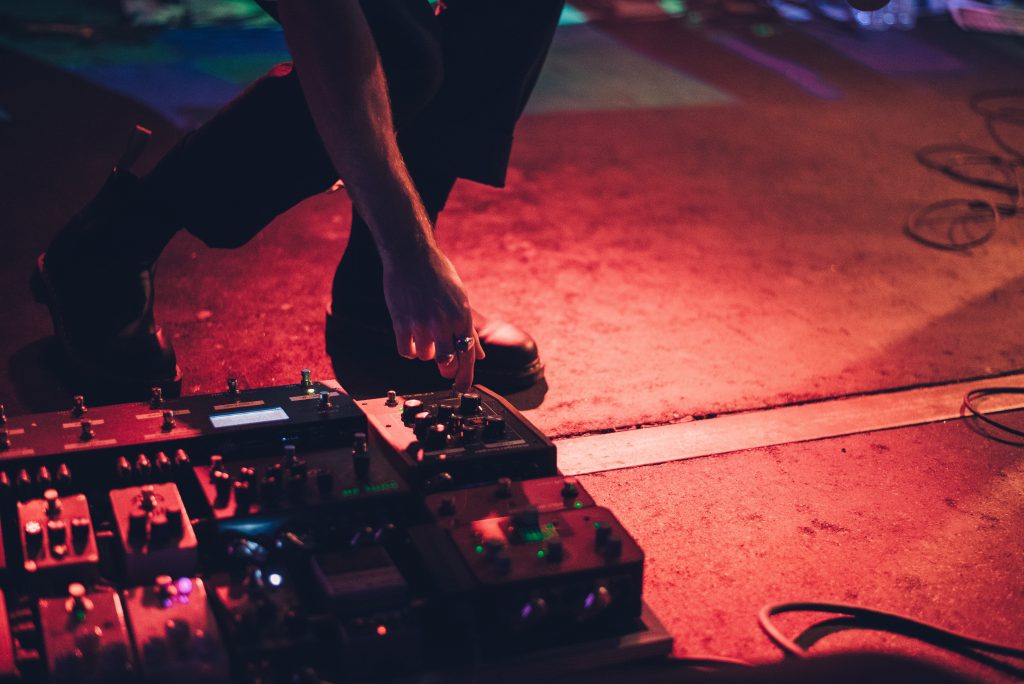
{"left": 325, "top": 200, "right": 544, "bottom": 395}
{"left": 31, "top": 127, "right": 182, "bottom": 397}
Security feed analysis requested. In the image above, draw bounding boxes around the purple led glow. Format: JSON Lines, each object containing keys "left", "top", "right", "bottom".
{"left": 520, "top": 603, "right": 533, "bottom": 620}
{"left": 177, "top": 577, "right": 194, "bottom": 596}
{"left": 584, "top": 592, "right": 596, "bottom": 610}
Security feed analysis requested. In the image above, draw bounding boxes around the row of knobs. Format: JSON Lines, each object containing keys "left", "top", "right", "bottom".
{"left": 116, "top": 450, "right": 191, "bottom": 482}
{"left": 210, "top": 436, "right": 369, "bottom": 512}
{"left": 24, "top": 490, "right": 91, "bottom": 560}
{"left": 0, "top": 464, "right": 72, "bottom": 499}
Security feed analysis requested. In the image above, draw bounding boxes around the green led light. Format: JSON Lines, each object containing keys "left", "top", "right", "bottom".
{"left": 474, "top": 544, "right": 484, "bottom": 554}
{"left": 546, "top": 522, "right": 555, "bottom": 529}
{"left": 536, "top": 549, "right": 546, "bottom": 559}
{"left": 574, "top": 501, "right": 583, "bottom": 509}
{"left": 593, "top": 522, "right": 601, "bottom": 529}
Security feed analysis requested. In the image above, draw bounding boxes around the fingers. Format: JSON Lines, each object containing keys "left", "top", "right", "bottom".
{"left": 394, "top": 325, "right": 415, "bottom": 359}
{"left": 433, "top": 327, "right": 458, "bottom": 380}
{"left": 413, "top": 329, "right": 436, "bottom": 362}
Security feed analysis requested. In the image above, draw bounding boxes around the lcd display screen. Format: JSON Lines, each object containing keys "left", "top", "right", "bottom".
{"left": 209, "top": 407, "right": 289, "bottom": 429}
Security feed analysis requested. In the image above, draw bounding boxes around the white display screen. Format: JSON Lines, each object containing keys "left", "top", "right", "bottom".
{"left": 209, "top": 407, "right": 289, "bottom": 429}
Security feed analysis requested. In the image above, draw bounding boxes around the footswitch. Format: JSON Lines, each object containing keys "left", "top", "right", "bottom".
{"left": 39, "top": 584, "right": 137, "bottom": 682}
{"left": 361, "top": 386, "right": 556, "bottom": 491}
{"left": 110, "top": 483, "right": 198, "bottom": 583}
{"left": 18, "top": 490, "right": 98, "bottom": 582}
{"left": 123, "top": 576, "right": 228, "bottom": 683}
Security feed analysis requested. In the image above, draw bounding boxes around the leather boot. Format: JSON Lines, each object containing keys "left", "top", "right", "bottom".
{"left": 31, "top": 127, "right": 181, "bottom": 397}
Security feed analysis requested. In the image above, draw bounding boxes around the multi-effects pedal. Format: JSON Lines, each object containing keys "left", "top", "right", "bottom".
{"left": 0, "top": 375, "right": 669, "bottom": 682}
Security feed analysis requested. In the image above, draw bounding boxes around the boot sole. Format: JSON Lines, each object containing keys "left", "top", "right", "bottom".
{"left": 31, "top": 253, "right": 183, "bottom": 399}
{"left": 324, "top": 310, "right": 545, "bottom": 394}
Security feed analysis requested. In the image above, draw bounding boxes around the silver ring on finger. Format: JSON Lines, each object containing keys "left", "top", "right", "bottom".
{"left": 454, "top": 335, "right": 475, "bottom": 354}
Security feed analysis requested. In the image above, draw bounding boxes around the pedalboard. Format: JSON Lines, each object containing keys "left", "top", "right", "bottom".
{"left": 0, "top": 378, "right": 670, "bottom": 682}
{"left": 360, "top": 386, "right": 557, "bottom": 491}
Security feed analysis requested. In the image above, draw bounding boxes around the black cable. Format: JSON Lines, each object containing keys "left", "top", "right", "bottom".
{"left": 758, "top": 602, "right": 1024, "bottom": 677}
{"left": 962, "top": 387, "right": 1024, "bottom": 439}
{"left": 908, "top": 91, "right": 1024, "bottom": 251}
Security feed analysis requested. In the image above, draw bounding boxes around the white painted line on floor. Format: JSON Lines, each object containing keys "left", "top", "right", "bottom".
{"left": 556, "top": 373, "right": 1024, "bottom": 476}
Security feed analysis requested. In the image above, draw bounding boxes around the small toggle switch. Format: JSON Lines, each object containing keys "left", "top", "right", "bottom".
{"left": 300, "top": 369, "right": 313, "bottom": 391}
{"left": 72, "top": 395, "right": 87, "bottom": 417}
{"left": 150, "top": 387, "right": 164, "bottom": 409}
{"left": 44, "top": 488, "right": 62, "bottom": 518}
{"left": 161, "top": 410, "right": 176, "bottom": 432}
{"left": 208, "top": 455, "right": 224, "bottom": 478}
{"left": 385, "top": 390, "right": 398, "bottom": 407}
{"left": 80, "top": 420, "right": 94, "bottom": 441}
{"left": 319, "top": 391, "right": 332, "bottom": 410}
{"left": 227, "top": 377, "right": 240, "bottom": 397}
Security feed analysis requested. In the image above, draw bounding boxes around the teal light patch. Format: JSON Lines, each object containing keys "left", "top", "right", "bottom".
{"left": 341, "top": 481, "right": 399, "bottom": 497}
{"left": 559, "top": 4, "right": 590, "bottom": 25}
{"left": 658, "top": 0, "right": 687, "bottom": 15}
{"left": 527, "top": 24, "right": 733, "bottom": 113}
{"left": 519, "top": 529, "right": 546, "bottom": 543}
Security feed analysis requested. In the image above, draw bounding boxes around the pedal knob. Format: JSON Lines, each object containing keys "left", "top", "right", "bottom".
{"left": 116, "top": 456, "right": 132, "bottom": 481}
{"left": 560, "top": 478, "right": 579, "bottom": 500}
{"left": 128, "top": 509, "right": 149, "bottom": 543}
{"left": 71, "top": 517, "right": 91, "bottom": 549}
{"left": 459, "top": 392, "right": 482, "bottom": 415}
{"left": 44, "top": 488, "right": 62, "bottom": 517}
{"left": 483, "top": 416, "right": 506, "bottom": 440}
{"left": 24, "top": 520, "right": 43, "bottom": 555}
{"left": 47, "top": 519, "right": 67, "bottom": 546}
{"left": 401, "top": 399, "right": 424, "bottom": 423}
{"left": 425, "top": 424, "right": 448, "bottom": 451}
{"left": 413, "top": 411, "right": 433, "bottom": 440}
{"left": 493, "top": 551, "right": 512, "bottom": 575}
{"left": 136, "top": 454, "right": 153, "bottom": 480}
{"left": 495, "top": 477, "right": 513, "bottom": 499}
{"left": 57, "top": 463, "right": 73, "bottom": 486}
{"left": 436, "top": 403, "right": 456, "bottom": 423}
{"left": 438, "top": 497, "right": 456, "bottom": 516}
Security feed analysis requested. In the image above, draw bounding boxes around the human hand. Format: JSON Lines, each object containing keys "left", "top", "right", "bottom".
{"left": 381, "top": 245, "right": 485, "bottom": 392}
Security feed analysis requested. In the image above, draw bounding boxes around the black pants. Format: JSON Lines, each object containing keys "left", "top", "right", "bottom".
{"left": 144, "top": 0, "right": 564, "bottom": 318}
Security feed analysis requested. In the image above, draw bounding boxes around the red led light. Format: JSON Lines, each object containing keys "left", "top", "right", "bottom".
{"left": 376, "top": 625, "right": 388, "bottom": 637}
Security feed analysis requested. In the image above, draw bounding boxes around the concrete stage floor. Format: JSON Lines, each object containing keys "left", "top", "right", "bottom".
{"left": 0, "top": 3, "right": 1022, "bottom": 681}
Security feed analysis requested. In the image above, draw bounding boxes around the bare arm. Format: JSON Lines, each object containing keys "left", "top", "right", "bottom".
{"left": 277, "top": 0, "right": 482, "bottom": 389}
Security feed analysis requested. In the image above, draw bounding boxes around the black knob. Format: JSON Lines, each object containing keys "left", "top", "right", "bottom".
{"left": 155, "top": 451, "right": 172, "bottom": 473}
{"left": 139, "top": 485, "right": 157, "bottom": 512}
{"left": 24, "top": 520, "right": 43, "bottom": 555}
{"left": 128, "top": 509, "right": 149, "bottom": 542}
{"left": 47, "top": 519, "right": 67, "bottom": 546}
{"left": 495, "top": 477, "right": 513, "bottom": 499}
{"left": 436, "top": 403, "right": 456, "bottom": 423}
{"left": 149, "top": 512, "right": 172, "bottom": 545}
{"left": 72, "top": 395, "right": 87, "bottom": 417}
{"left": 483, "top": 539, "right": 504, "bottom": 558}
{"left": 425, "top": 424, "right": 448, "bottom": 451}
{"left": 213, "top": 470, "right": 233, "bottom": 507}
{"left": 174, "top": 449, "right": 191, "bottom": 469}
{"left": 319, "top": 391, "right": 332, "bottom": 410}
{"left": 459, "top": 393, "right": 482, "bottom": 415}
{"left": 79, "top": 420, "right": 94, "bottom": 441}
{"left": 483, "top": 416, "right": 506, "bottom": 440}
{"left": 385, "top": 390, "right": 398, "bottom": 407}
{"left": 116, "top": 457, "right": 132, "bottom": 481}
{"left": 438, "top": 497, "right": 456, "bottom": 516}
{"left": 136, "top": 454, "right": 152, "bottom": 481}
{"left": 44, "top": 489, "right": 62, "bottom": 517}
{"left": 56, "top": 463, "right": 72, "bottom": 486}
{"left": 149, "top": 387, "right": 164, "bottom": 409}
{"left": 412, "top": 411, "right": 433, "bottom": 440}
{"left": 161, "top": 411, "right": 176, "bottom": 432}
{"left": 165, "top": 506, "right": 184, "bottom": 535}
{"left": 402, "top": 399, "right": 424, "bottom": 423}
{"left": 209, "top": 454, "right": 224, "bottom": 476}
{"left": 561, "top": 478, "right": 579, "bottom": 500}
{"left": 512, "top": 506, "right": 540, "bottom": 531}
{"left": 37, "top": 467, "right": 52, "bottom": 490}
{"left": 231, "top": 481, "right": 252, "bottom": 514}
{"left": 286, "top": 472, "right": 305, "bottom": 499}
{"left": 16, "top": 468, "right": 32, "bottom": 493}
{"left": 71, "top": 517, "right": 91, "bottom": 549}
{"left": 227, "top": 377, "right": 240, "bottom": 397}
